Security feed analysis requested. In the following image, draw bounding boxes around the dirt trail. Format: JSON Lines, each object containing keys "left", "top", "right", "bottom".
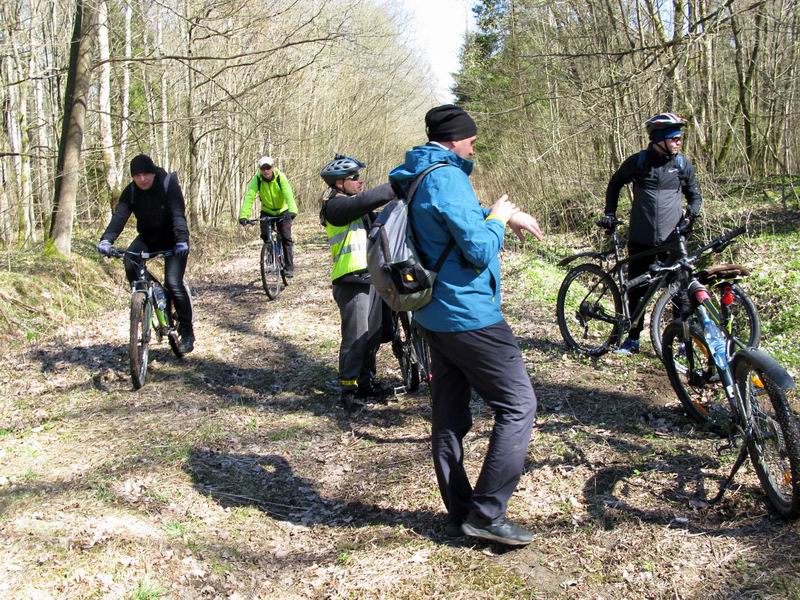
{"left": 1, "top": 217, "right": 798, "bottom": 599}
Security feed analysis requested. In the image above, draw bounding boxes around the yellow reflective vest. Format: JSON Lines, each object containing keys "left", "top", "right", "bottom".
{"left": 324, "top": 217, "right": 368, "bottom": 282}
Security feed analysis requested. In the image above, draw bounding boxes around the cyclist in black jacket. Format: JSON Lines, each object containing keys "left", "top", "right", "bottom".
{"left": 603, "top": 113, "right": 703, "bottom": 355}
{"left": 97, "top": 154, "right": 195, "bottom": 354}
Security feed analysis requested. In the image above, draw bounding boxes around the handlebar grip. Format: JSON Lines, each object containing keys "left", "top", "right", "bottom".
{"left": 711, "top": 225, "right": 747, "bottom": 252}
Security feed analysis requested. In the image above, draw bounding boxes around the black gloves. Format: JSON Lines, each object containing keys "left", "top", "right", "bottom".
{"left": 97, "top": 240, "right": 113, "bottom": 257}
{"left": 599, "top": 213, "right": 617, "bottom": 229}
{"left": 174, "top": 242, "right": 189, "bottom": 257}
{"left": 677, "top": 210, "right": 697, "bottom": 235}
{"left": 238, "top": 218, "right": 248, "bottom": 226}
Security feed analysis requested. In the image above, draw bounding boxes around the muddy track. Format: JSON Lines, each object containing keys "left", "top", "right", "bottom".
{"left": 1, "top": 216, "right": 798, "bottom": 599}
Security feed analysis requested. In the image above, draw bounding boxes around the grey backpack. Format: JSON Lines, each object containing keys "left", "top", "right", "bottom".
{"left": 367, "top": 163, "right": 455, "bottom": 312}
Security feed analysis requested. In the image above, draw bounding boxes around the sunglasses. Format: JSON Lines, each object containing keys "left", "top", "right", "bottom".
{"left": 666, "top": 136, "right": 683, "bottom": 142}
{"left": 260, "top": 165, "right": 273, "bottom": 170}
{"left": 345, "top": 173, "right": 360, "bottom": 181}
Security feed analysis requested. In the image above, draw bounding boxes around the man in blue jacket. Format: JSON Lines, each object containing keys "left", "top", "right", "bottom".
{"left": 389, "top": 104, "right": 543, "bottom": 546}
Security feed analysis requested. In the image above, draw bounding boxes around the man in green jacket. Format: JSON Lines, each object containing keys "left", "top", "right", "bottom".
{"left": 239, "top": 156, "right": 298, "bottom": 277}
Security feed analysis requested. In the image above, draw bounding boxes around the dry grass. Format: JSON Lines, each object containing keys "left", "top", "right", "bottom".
{"left": 1, "top": 215, "right": 799, "bottom": 599}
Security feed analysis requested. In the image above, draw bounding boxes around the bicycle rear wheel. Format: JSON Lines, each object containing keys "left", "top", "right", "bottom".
{"left": 410, "top": 322, "right": 431, "bottom": 385}
{"left": 556, "top": 263, "right": 623, "bottom": 355}
{"left": 651, "top": 282, "right": 760, "bottom": 359}
{"left": 392, "top": 312, "right": 420, "bottom": 392}
{"left": 129, "top": 292, "right": 151, "bottom": 389}
{"left": 735, "top": 356, "right": 800, "bottom": 519}
{"left": 661, "top": 320, "right": 732, "bottom": 433}
{"left": 260, "top": 243, "right": 282, "bottom": 299}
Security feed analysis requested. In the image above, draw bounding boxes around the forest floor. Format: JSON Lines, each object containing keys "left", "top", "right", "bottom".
{"left": 1, "top": 215, "right": 799, "bottom": 599}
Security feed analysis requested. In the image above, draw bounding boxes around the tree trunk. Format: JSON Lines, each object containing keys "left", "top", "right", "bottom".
{"left": 49, "top": 0, "right": 97, "bottom": 258}
{"left": 97, "top": 0, "right": 118, "bottom": 214}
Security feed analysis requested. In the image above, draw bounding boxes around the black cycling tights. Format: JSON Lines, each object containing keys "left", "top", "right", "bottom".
{"left": 123, "top": 236, "right": 192, "bottom": 331}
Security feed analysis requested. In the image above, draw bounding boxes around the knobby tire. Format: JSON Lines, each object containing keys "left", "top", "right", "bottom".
{"left": 129, "top": 292, "right": 151, "bottom": 389}
{"left": 556, "top": 263, "right": 623, "bottom": 356}
{"left": 261, "top": 243, "right": 282, "bottom": 300}
{"left": 734, "top": 356, "right": 800, "bottom": 519}
{"left": 393, "top": 313, "right": 420, "bottom": 392}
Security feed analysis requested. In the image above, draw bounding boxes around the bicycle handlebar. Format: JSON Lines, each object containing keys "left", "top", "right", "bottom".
{"left": 623, "top": 225, "right": 747, "bottom": 291}
{"left": 109, "top": 248, "right": 175, "bottom": 259}
{"left": 242, "top": 215, "right": 291, "bottom": 226}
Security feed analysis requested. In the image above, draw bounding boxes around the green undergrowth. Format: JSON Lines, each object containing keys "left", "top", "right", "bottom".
{"left": 0, "top": 225, "right": 243, "bottom": 349}
{"left": 514, "top": 221, "right": 800, "bottom": 373}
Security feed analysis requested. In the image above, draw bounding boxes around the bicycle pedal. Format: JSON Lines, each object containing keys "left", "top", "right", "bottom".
{"left": 393, "top": 385, "right": 407, "bottom": 396}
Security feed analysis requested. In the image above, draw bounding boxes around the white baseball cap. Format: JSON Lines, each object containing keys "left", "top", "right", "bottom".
{"left": 258, "top": 156, "right": 274, "bottom": 168}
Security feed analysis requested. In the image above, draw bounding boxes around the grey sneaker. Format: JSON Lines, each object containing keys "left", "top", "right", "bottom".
{"left": 461, "top": 512, "right": 533, "bottom": 546}
{"left": 615, "top": 338, "right": 640, "bottom": 356}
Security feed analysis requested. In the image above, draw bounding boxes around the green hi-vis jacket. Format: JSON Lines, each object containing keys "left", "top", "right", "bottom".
{"left": 324, "top": 218, "right": 368, "bottom": 282}
{"left": 239, "top": 169, "right": 297, "bottom": 218}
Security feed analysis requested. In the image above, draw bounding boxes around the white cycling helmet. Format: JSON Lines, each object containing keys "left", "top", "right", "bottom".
{"left": 320, "top": 154, "right": 366, "bottom": 187}
{"left": 258, "top": 156, "right": 274, "bottom": 168}
{"left": 644, "top": 113, "right": 687, "bottom": 138}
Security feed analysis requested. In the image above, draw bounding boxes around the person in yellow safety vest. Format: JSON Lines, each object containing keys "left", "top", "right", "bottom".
{"left": 238, "top": 156, "right": 298, "bottom": 277}
{"left": 319, "top": 154, "right": 397, "bottom": 413}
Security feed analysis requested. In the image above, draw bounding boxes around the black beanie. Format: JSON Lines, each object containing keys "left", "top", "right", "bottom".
{"left": 130, "top": 154, "right": 156, "bottom": 176}
{"left": 425, "top": 104, "right": 477, "bottom": 142}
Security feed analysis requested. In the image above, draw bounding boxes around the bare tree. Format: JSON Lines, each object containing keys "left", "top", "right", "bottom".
{"left": 49, "top": 0, "right": 97, "bottom": 257}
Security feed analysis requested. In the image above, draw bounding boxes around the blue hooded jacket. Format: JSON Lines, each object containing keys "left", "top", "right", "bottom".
{"left": 389, "top": 144, "right": 506, "bottom": 332}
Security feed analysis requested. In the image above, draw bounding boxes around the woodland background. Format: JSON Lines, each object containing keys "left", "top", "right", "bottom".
{"left": 2, "top": 0, "right": 798, "bottom": 256}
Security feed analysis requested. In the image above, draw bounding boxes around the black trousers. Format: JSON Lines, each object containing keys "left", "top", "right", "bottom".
{"left": 422, "top": 320, "right": 537, "bottom": 524}
{"left": 626, "top": 240, "right": 672, "bottom": 340}
{"left": 260, "top": 212, "right": 294, "bottom": 272}
{"left": 124, "top": 236, "right": 193, "bottom": 334}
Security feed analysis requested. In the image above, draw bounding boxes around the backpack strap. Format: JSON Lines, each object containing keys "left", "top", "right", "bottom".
{"left": 162, "top": 171, "right": 177, "bottom": 194}
{"left": 636, "top": 150, "right": 687, "bottom": 186}
{"left": 406, "top": 162, "right": 456, "bottom": 271}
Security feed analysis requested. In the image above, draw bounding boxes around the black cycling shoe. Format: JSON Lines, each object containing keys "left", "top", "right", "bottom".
{"left": 461, "top": 512, "right": 533, "bottom": 546}
{"left": 285, "top": 270, "right": 294, "bottom": 279}
{"left": 177, "top": 330, "right": 195, "bottom": 354}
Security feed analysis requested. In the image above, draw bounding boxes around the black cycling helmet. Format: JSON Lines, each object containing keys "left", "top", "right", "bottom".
{"left": 644, "top": 112, "right": 687, "bottom": 138}
{"left": 320, "top": 154, "right": 366, "bottom": 187}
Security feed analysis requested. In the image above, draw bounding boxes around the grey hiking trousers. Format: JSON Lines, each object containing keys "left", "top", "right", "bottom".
{"left": 332, "top": 281, "right": 382, "bottom": 390}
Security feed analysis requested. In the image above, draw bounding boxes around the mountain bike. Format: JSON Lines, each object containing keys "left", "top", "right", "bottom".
{"left": 110, "top": 249, "right": 190, "bottom": 389}
{"left": 658, "top": 236, "right": 799, "bottom": 518}
{"left": 556, "top": 218, "right": 759, "bottom": 357}
{"left": 243, "top": 215, "right": 290, "bottom": 299}
{"left": 391, "top": 311, "right": 431, "bottom": 393}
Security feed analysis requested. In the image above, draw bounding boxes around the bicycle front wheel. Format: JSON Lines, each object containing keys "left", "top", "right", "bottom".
{"left": 392, "top": 313, "right": 420, "bottom": 392}
{"left": 556, "top": 263, "right": 623, "bottom": 355}
{"left": 736, "top": 356, "right": 800, "bottom": 519}
{"left": 661, "top": 321, "right": 732, "bottom": 433}
{"left": 129, "top": 292, "right": 151, "bottom": 389}
{"left": 260, "top": 243, "right": 282, "bottom": 300}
